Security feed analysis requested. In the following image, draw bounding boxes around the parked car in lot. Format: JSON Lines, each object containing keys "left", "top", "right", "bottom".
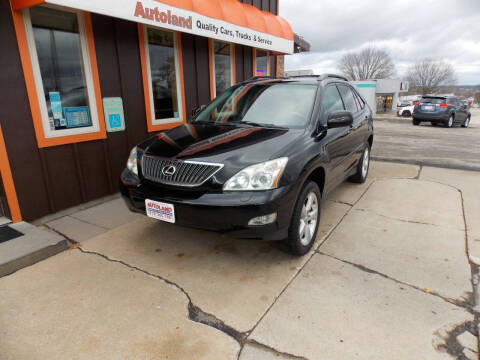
{"left": 121, "top": 74, "right": 374, "bottom": 255}
{"left": 412, "top": 95, "right": 471, "bottom": 127}
{"left": 397, "top": 104, "right": 414, "bottom": 117}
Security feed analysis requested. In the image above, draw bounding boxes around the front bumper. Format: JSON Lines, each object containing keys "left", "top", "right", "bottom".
{"left": 120, "top": 169, "right": 297, "bottom": 241}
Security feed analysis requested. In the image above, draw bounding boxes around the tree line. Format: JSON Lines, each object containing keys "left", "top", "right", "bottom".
{"left": 338, "top": 46, "right": 457, "bottom": 95}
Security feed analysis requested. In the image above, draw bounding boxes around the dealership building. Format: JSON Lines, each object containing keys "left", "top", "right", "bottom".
{"left": 0, "top": 0, "right": 303, "bottom": 222}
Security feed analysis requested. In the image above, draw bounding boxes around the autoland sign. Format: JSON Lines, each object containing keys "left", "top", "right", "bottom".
{"left": 13, "top": 0, "right": 294, "bottom": 54}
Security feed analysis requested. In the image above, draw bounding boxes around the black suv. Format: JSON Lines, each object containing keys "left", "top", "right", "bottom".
{"left": 121, "top": 75, "right": 374, "bottom": 255}
{"left": 413, "top": 95, "right": 471, "bottom": 127}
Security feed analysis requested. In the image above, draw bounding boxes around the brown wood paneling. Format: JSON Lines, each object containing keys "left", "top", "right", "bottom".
{"left": 261, "top": 0, "right": 269, "bottom": 11}
{"left": 270, "top": 0, "right": 278, "bottom": 15}
{"left": 43, "top": 145, "right": 83, "bottom": 211}
{"left": 0, "top": 2, "right": 51, "bottom": 220}
{"left": 77, "top": 140, "right": 111, "bottom": 200}
{"left": 91, "top": 14, "right": 130, "bottom": 190}
{"left": 181, "top": 33, "right": 199, "bottom": 120}
{"left": 194, "top": 36, "right": 211, "bottom": 107}
{"left": 235, "top": 44, "right": 245, "bottom": 83}
{"left": 243, "top": 46, "right": 253, "bottom": 80}
{"left": 270, "top": 55, "right": 277, "bottom": 77}
{"left": 115, "top": 19, "right": 149, "bottom": 148}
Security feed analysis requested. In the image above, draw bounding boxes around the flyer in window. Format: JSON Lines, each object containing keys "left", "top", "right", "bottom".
{"left": 49, "top": 92, "right": 62, "bottom": 119}
{"left": 64, "top": 106, "right": 91, "bottom": 128}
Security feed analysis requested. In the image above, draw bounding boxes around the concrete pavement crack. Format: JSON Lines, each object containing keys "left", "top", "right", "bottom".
{"left": 240, "top": 339, "right": 311, "bottom": 360}
{"left": 327, "top": 199, "right": 354, "bottom": 207}
{"left": 318, "top": 251, "right": 474, "bottom": 313}
{"left": 76, "top": 247, "right": 248, "bottom": 347}
{"left": 236, "top": 180, "right": 378, "bottom": 359}
{"left": 353, "top": 207, "right": 463, "bottom": 230}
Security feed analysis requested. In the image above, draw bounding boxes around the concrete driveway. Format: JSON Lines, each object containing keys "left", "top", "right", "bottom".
{"left": 373, "top": 108, "right": 480, "bottom": 171}
{"left": 1, "top": 161, "right": 479, "bottom": 359}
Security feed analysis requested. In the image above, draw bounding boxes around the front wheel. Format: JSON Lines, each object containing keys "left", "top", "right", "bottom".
{"left": 402, "top": 110, "right": 411, "bottom": 117}
{"left": 349, "top": 145, "right": 370, "bottom": 183}
{"left": 284, "top": 181, "right": 321, "bottom": 256}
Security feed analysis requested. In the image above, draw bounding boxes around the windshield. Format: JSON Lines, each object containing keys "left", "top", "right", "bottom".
{"left": 192, "top": 83, "right": 317, "bottom": 128}
{"left": 420, "top": 97, "right": 445, "bottom": 104}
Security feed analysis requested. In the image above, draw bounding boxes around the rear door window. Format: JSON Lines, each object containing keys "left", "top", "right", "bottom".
{"left": 337, "top": 84, "right": 359, "bottom": 113}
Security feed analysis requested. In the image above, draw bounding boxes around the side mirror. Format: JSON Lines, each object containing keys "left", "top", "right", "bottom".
{"left": 327, "top": 111, "right": 353, "bottom": 128}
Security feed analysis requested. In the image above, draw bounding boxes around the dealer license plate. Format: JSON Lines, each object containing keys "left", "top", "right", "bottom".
{"left": 145, "top": 199, "right": 175, "bottom": 223}
{"left": 422, "top": 105, "right": 434, "bottom": 111}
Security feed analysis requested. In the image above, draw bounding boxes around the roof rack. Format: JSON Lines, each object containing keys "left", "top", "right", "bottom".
{"left": 317, "top": 74, "right": 349, "bottom": 82}
{"left": 285, "top": 74, "right": 349, "bottom": 82}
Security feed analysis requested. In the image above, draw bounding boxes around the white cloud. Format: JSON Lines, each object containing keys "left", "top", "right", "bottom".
{"left": 280, "top": 0, "right": 480, "bottom": 84}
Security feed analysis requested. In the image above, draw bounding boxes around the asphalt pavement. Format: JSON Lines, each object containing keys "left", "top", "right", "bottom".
{"left": 372, "top": 108, "right": 480, "bottom": 171}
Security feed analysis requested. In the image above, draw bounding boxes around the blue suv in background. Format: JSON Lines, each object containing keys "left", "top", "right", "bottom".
{"left": 412, "top": 95, "right": 471, "bottom": 128}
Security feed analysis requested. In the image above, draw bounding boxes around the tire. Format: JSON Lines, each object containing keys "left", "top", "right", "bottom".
{"left": 431, "top": 122, "right": 437, "bottom": 126}
{"left": 284, "top": 181, "right": 321, "bottom": 256}
{"left": 402, "top": 110, "right": 411, "bottom": 117}
{"left": 349, "top": 144, "right": 370, "bottom": 184}
{"left": 462, "top": 116, "right": 470, "bottom": 128}
{"left": 445, "top": 114, "right": 454, "bottom": 128}
{"left": 412, "top": 119, "right": 420, "bottom": 126}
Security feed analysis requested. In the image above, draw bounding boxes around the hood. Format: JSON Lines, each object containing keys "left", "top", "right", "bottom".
{"left": 140, "top": 123, "right": 301, "bottom": 166}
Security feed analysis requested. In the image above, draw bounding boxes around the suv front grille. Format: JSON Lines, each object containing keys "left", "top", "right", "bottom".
{"left": 141, "top": 156, "right": 223, "bottom": 187}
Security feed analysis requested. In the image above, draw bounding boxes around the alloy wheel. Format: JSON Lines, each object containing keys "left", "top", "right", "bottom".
{"left": 448, "top": 116, "right": 453, "bottom": 127}
{"left": 298, "top": 192, "right": 318, "bottom": 246}
{"left": 361, "top": 147, "right": 370, "bottom": 179}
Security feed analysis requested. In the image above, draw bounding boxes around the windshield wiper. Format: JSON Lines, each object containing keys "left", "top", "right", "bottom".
{"left": 230, "top": 121, "right": 287, "bottom": 129}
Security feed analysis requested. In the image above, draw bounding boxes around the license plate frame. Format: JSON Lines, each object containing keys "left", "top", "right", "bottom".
{"left": 145, "top": 199, "right": 175, "bottom": 223}
{"left": 422, "top": 105, "right": 434, "bottom": 111}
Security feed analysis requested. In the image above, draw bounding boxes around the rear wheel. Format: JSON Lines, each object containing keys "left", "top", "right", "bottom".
{"left": 349, "top": 145, "right": 370, "bottom": 184}
{"left": 431, "top": 122, "right": 438, "bottom": 126}
{"left": 446, "top": 115, "right": 454, "bottom": 128}
{"left": 412, "top": 119, "right": 420, "bottom": 126}
{"left": 402, "top": 110, "right": 411, "bottom": 117}
{"left": 284, "top": 181, "right": 321, "bottom": 256}
{"left": 462, "top": 116, "right": 470, "bottom": 128}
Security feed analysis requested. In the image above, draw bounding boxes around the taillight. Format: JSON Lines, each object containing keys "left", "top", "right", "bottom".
{"left": 414, "top": 102, "right": 419, "bottom": 106}
{"left": 439, "top": 103, "right": 449, "bottom": 108}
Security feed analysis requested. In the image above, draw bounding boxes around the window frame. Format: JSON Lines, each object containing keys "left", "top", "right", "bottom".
{"left": 138, "top": 24, "right": 186, "bottom": 132}
{"left": 337, "top": 84, "right": 360, "bottom": 114}
{"left": 253, "top": 48, "right": 270, "bottom": 77}
{"left": 15, "top": 5, "right": 106, "bottom": 147}
{"left": 209, "top": 39, "right": 236, "bottom": 100}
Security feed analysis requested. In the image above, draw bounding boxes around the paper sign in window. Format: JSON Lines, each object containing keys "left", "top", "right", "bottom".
{"left": 64, "top": 106, "right": 91, "bottom": 128}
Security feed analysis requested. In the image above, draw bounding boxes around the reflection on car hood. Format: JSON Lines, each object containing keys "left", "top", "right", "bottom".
{"left": 139, "top": 123, "right": 300, "bottom": 165}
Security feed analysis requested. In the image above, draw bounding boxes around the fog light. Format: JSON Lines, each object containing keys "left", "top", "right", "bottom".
{"left": 248, "top": 213, "right": 277, "bottom": 226}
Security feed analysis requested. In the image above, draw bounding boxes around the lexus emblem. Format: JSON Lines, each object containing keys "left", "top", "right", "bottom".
{"left": 162, "top": 165, "right": 176, "bottom": 176}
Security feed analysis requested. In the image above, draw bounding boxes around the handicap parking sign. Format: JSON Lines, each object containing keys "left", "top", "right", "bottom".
{"left": 102, "top": 97, "right": 125, "bottom": 132}
{"left": 109, "top": 114, "right": 121, "bottom": 128}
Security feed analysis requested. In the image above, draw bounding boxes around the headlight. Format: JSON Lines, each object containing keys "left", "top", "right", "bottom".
{"left": 126, "top": 147, "right": 138, "bottom": 175}
{"left": 223, "top": 157, "right": 288, "bottom": 191}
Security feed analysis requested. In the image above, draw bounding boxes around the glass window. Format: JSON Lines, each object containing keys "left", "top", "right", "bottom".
{"left": 255, "top": 49, "right": 269, "bottom": 76}
{"left": 26, "top": 6, "right": 99, "bottom": 137}
{"left": 421, "top": 97, "right": 445, "bottom": 104}
{"left": 146, "top": 28, "right": 181, "bottom": 122}
{"left": 353, "top": 91, "right": 365, "bottom": 109}
{"left": 192, "top": 84, "right": 316, "bottom": 128}
{"left": 213, "top": 41, "right": 232, "bottom": 97}
{"left": 337, "top": 85, "right": 359, "bottom": 113}
{"left": 320, "top": 85, "right": 345, "bottom": 122}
